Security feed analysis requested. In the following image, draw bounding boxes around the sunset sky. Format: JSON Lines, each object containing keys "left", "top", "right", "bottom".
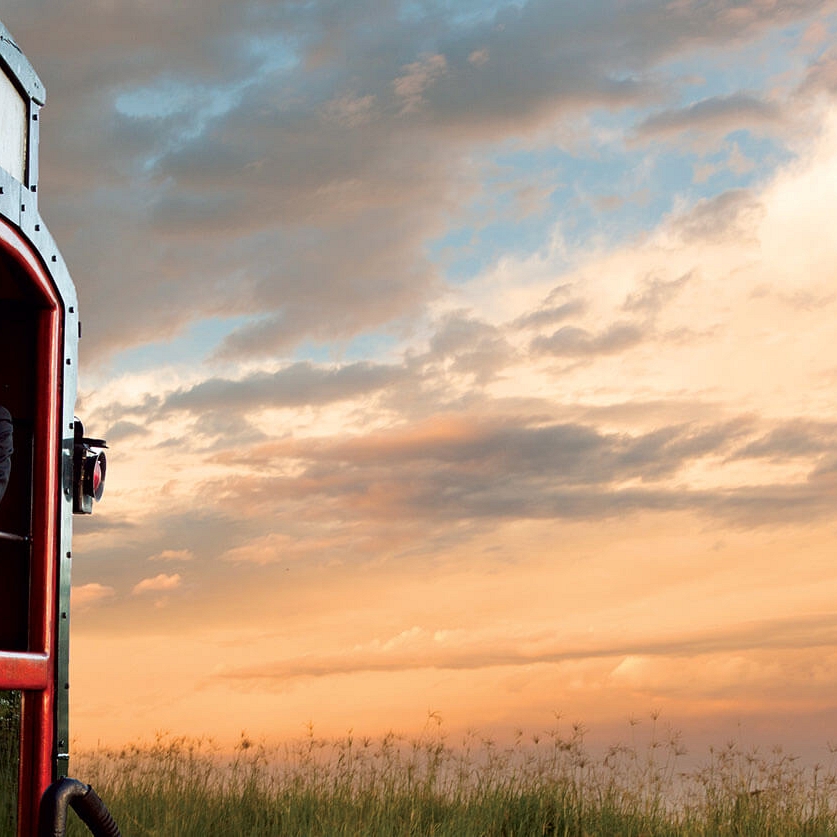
{"left": 5, "top": 0, "right": 837, "bottom": 758}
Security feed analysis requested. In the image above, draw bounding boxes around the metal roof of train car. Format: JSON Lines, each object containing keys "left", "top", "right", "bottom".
{"left": 0, "top": 20, "right": 45, "bottom": 105}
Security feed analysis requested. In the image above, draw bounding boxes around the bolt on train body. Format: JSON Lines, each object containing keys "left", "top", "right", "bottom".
{"left": 0, "top": 19, "right": 120, "bottom": 837}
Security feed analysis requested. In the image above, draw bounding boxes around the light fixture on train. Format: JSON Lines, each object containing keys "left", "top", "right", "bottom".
{"left": 73, "top": 418, "right": 107, "bottom": 515}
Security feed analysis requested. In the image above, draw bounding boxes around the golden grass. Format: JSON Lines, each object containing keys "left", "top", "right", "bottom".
{"left": 59, "top": 713, "right": 837, "bottom": 835}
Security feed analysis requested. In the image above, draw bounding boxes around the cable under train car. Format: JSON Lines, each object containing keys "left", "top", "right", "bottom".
{"left": 0, "top": 19, "right": 119, "bottom": 837}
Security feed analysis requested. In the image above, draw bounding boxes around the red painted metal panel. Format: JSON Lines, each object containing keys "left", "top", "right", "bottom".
{"left": 0, "top": 216, "right": 62, "bottom": 836}
{"left": 0, "top": 653, "right": 49, "bottom": 690}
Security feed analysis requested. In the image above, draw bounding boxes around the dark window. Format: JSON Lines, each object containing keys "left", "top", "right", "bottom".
{"left": 0, "top": 254, "right": 40, "bottom": 652}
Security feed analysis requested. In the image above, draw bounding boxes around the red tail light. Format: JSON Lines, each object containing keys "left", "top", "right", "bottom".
{"left": 72, "top": 419, "right": 107, "bottom": 515}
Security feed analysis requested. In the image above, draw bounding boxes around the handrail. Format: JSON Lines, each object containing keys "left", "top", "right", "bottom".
{"left": 38, "top": 778, "right": 121, "bottom": 837}
{"left": 0, "top": 530, "right": 29, "bottom": 543}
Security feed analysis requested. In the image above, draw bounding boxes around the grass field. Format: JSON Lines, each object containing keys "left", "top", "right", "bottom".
{"left": 0, "top": 692, "right": 20, "bottom": 837}
{"left": 64, "top": 714, "right": 837, "bottom": 836}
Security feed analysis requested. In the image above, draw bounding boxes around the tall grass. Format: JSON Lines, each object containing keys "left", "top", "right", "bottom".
{"left": 66, "top": 713, "right": 837, "bottom": 836}
{"left": 0, "top": 691, "right": 20, "bottom": 837}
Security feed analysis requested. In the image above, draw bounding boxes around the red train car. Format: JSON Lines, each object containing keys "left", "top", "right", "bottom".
{"left": 0, "top": 19, "right": 118, "bottom": 836}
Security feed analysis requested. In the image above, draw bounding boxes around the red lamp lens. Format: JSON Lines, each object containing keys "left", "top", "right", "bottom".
{"left": 90, "top": 451, "right": 106, "bottom": 502}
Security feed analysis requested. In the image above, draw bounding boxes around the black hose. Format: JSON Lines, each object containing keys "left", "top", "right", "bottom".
{"left": 38, "top": 778, "right": 121, "bottom": 837}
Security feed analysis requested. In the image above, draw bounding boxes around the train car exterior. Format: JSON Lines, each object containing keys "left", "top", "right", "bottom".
{"left": 0, "top": 18, "right": 116, "bottom": 836}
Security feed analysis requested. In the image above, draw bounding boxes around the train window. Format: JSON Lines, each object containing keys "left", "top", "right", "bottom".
{"left": 0, "top": 261, "right": 39, "bottom": 653}
{"left": 0, "top": 690, "right": 20, "bottom": 836}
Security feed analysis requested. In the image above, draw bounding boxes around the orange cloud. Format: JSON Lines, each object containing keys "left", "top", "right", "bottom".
{"left": 71, "top": 583, "right": 116, "bottom": 609}
{"left": 149, "top": 548, "right": 195, "bottom": 562}
{"left": 132, "top": 573, "right": 182, "bottom": 595}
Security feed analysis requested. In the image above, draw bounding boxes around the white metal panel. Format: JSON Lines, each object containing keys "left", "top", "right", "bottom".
{"left": 0, "top": 69, "right": 26, "bottom": 182}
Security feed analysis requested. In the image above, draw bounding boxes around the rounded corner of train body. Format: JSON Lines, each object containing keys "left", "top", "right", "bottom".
{"left": 0, "top": 19, "right": 116, "bottom": 837}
